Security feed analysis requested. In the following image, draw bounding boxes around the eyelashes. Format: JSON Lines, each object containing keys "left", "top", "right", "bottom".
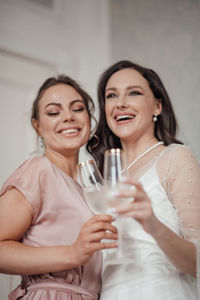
{"left": 47, "top": 107, "right": 85, "bottom": 116}
{"left": 105, "top": 90, "right": 142, "bottom": 99}
{"left": 106, "top": 93, "right": 116, "bottom": 99}
{"left": 72, "top": 107, "right": 85, "bottom": 112}
{"left": 47, "top": 112, "right": 59, "bottom": 116}
{"left": 129, "top": 91, "right": 142, "bottom": 96}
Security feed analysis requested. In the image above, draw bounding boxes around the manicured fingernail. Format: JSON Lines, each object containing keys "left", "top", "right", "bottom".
{"left": 129, "top": 185, "right": 136, "bottom": 192}
{"left": 121, "top": 175, "right": 127, "bottom": 182}
{"left": 110, "top": 190, "right": 119, "bottom": 197}
{"left": 108, "top": 207, "right": 116, "bottom": 214}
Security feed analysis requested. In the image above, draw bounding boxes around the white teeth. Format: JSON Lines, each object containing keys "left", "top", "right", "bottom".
{"left": 116, "top": 115, "right": 134, "bottom": 121}
{"left": 61, "top": 128, "right": 78, "bottom": 134}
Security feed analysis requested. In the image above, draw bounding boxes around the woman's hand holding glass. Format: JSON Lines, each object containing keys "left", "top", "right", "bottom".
{"left": 76, "top": 160, "right": 118, "bottom": 254}
{"left": 71, "top": 214, "right": 118, "bottom": 266}
{"left": 77, "top": 153, "right": 136, "bottom": 264}
{"left": 103, "top": 148, "right": 137, "bottom": 263}
{"left": 114, "top": 178, "right": 158, "bottom": 235}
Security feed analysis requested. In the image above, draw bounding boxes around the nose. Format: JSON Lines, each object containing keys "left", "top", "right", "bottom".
{"left": 116, "top": 95, "right": 128, "bottom": 109}
{"left": 62, "top": 110, "right": 74, "bottom": 122}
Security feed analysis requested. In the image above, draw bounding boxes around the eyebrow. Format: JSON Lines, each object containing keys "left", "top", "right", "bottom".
{"left": 44, "top": 102, "right": 61, "bottom": 109}
{"left": 105, "top": 87, "right": 117, "bottom": 92}
{"left": 105, "top": 85, "right": 144, "bottom": 92}
{"left": 44, "top": 99, "right": 85, "bottom": 109}
{"left": 127, "top": 85, "right": 144, "bottom": 91}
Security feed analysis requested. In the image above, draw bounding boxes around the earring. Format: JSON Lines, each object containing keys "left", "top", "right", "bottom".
{"left": 40, "top": 137, "right": 44, "bottom": 149}
{"left": 31, "top": 136, "right": 45, "bottom": 156}
{"left": 153, "top": 114, "right": 158, "bottom": 122}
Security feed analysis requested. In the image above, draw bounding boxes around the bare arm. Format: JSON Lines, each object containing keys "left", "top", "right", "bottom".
{"left": 0, "top": 188, "right": 117, "bottom": 275}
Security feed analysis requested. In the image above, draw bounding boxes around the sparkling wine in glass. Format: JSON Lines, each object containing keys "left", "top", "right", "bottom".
{"left": 103, "top": 148, "right": 132, "bottom": 208}
{"left": 103, "top": 148, "right": 134, "bottom": 264}
{"left": 77, "top": 160, "right": 108, "bottom": 214}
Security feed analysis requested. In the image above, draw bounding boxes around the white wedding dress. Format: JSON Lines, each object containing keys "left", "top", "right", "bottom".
{"left": 100, "top": 144, "right": 200, "bottom": 300}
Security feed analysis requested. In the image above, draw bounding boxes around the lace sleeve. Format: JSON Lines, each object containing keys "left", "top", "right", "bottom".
{"left": 167, "top": 145, "right": 200, "bottom": 293}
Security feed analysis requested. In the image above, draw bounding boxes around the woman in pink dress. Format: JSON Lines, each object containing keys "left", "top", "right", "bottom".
{"left": 0, "top": 75, "right": 118, "bottom": 299}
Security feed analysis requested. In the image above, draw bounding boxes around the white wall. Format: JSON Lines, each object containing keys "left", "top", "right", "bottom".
{"left": 0, "top": 0, "right": 111, "bottom": 183}
{"left": 0, "top": 0, "right": 111, "bottom": 297}
{"left": 110, "top": 0, "right": 200, "bottom": 159}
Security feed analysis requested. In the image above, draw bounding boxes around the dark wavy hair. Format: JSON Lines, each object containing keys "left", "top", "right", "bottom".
{"left": 31, "top": 74, "right": 95, "bottom": 128}
{"left": 87, "top": 60, "right": 182, "bottom": 174}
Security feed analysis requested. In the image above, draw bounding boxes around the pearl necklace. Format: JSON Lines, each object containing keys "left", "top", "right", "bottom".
{"left": 123, "top": 141, "right": 164, "bottom": 173}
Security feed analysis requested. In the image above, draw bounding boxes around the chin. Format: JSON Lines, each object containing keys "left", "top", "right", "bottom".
{"left": 119, "top": 134, "right": 137, "bottom": 142}
{"left": 112, "top": 130, "right": 133, "bottom": 139}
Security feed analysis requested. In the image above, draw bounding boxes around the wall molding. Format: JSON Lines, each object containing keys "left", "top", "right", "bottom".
{"left": 0, "top": 47, "right": 56, "bottom": 71}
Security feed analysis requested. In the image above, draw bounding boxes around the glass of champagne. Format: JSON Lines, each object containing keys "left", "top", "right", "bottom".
{"left": 103, "top": 148, "right": 134, "bottom": 264}
{"left": 103, "top": 148, "right": 133, "bottom": 208}
{"left": 76, "top": 160, "right": 108, "bottom": 214}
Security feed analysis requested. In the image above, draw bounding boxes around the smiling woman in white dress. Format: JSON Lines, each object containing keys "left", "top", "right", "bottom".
{"left": 87, "top": 60, "right": 200, "bottom": 300}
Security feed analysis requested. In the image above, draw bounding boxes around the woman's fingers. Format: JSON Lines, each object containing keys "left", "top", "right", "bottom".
{"left": 116, "top": 200, "right": 147, "bottom": 213}
{"left": 91, "top": 214, "right": 114, "bottom": 222}
{"left": 91, "top": 221, "right": 118, "bottom": 234}
{"left": 124, "top": 179, "right": 143, "bottom": 188}
{"left": 113, "top": 180, "right": 144, "bottom": 201}
{"left": 116, "top": 199, "right": 152, "bottom": 219}
{"left": 112, "top": 180, "right": 154, "bottom": 224}
{"left": 79, "top": 214, "right": 118, "bottom": 245}
{"left": 115, "top": 188, "right": 149, "bottom": 212}
{"left": 82, "top": 215, "right": 117, "bottom": 234}
{"left": 83, "top": 217, "right": 118, "bottom": 244}
{"left": 87, "top": 230, "right": 118, "bottom": 242}
{"left": 124, "top": 212, "right": 151, "bottom": 220}
{"left": 86, "top": 214, "right": 114, "bottom": 226}
{"left": 87, "top": 241, "right": 118, "bottom": 252}
{"left": 73, "top": 215, "right": 118, "bottom": 266}
{"left": 99, "top": 241, "right": 118, "bottom": 250}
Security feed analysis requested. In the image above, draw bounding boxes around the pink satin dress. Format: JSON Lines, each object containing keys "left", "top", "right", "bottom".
{"left": 0, "top": 156, "right": 102, "bottom": 300}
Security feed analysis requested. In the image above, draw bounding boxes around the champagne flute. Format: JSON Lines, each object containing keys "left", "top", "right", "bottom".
{"left": 77, "top": 160, "right": 118, "bottom": 252}
{"left": 103, "top": 148, "right": 134, "bottom": 264}
{"left": 103, "top": 148, "right": 132, "bottom": 207}
{"left": 77, "top": 160, "right": 108, "bottom": 214}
